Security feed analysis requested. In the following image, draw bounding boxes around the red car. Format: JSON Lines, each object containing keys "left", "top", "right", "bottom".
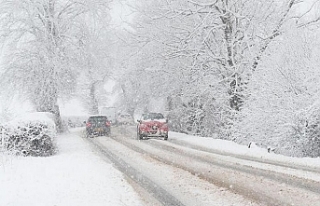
{"left": 137, "top": 113, "right": 168, "bottom": 140}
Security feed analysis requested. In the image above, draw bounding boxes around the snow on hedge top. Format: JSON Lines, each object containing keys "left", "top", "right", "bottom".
{"left": 2, "top": 112, "right": 56, "bottom": 137}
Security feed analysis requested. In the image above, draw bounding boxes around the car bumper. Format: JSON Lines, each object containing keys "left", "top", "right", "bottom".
{"left": 140, "top": 129, "right": 168, "bottom": 137}
{"left": 87, "top": 127, "right": 110, "bottom": 134}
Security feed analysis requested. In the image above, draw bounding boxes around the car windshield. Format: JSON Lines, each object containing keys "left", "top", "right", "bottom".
{"left": 142, "top": 113, "right": 164, "bottom": 120}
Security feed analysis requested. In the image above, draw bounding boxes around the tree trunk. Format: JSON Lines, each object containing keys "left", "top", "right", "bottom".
{"left": 33, "top": 79, "right": 64, "bottom": 133}
{"left": 221, "top": 10, "right": 242, "bottom": 111}
{"left": 89, "top": 82, "right": 99, "bottom": 115}
{"left": 52, "top": 104, "right": 63, "bottom": 133}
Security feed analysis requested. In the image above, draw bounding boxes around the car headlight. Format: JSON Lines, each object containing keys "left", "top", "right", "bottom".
{"left": 161, "top": 124, "right": 168, "bottom": 129}
{"left": 140, "top": 124, "right": 147, "bottom": 128}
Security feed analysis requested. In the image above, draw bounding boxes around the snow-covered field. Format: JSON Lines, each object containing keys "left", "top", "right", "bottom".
{"left": 1, "top": 128, "right": 319, "bottom": 206}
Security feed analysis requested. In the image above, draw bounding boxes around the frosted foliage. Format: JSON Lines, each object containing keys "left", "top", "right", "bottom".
{"left": 1, "top": 0, "right": 320, "bottom": 157}
{"left": 1, "top": 112, "right": 57, "bottom": 156}
{"left": 119, "top": 0, "right": 297, "bottom": 138}
{"left": 118, "top": 0, "right": 320, "bottom": 157}
{"left": 234, "top": 30, "right": 320, "bottom": 157}
{"left": 0, "top": 0, "right": 111, "bottom": 132}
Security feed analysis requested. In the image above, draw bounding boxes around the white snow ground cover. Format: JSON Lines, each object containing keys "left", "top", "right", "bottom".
{"left": 1, "top": 126, "right": 320, "bottom": 206}
{"left": 0, "top": 129, "right": 143, "bottom": 206}
{"left": 169, "top": 131, "right": 320, "bottom": 169}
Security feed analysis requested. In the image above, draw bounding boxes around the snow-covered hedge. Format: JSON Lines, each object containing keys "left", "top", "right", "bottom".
{"left": 0, "top": 112, "right": 57, "bottom": 156}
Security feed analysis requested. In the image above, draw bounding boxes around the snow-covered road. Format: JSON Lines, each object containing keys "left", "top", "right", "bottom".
{"left": 105, "top": 125, "right": 320, "bottom": 206}
{"left": 90, "top": 130, "right": 262, "bottom": 206}
{"left": 1, "top": 127, "right": 320, "bottom": 206}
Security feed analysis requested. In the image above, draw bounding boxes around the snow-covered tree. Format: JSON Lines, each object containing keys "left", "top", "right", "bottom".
{"left": 234, "top": 27, "right": 320, "bottom": 157}
{"left": 0, "top": 0, "right": 111, "bottom": 131}
{"left": 116, "top": 0, "right": 299, "bottom": 137}
{"left": 76, "top": 12, "right": 114, "bottom": 115}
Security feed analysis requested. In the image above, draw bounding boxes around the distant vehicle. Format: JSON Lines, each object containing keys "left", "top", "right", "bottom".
{"left": 117, "top": 113, "right": 133, "bottom": 125}
{"left": 137, "top": 112, "right": 168, "bottom": 140}
{"left": 85, "top": 116, "right": 111, "bottom": 137}
{"left": 99, "top": 107, "right": 116, "bottom": 124}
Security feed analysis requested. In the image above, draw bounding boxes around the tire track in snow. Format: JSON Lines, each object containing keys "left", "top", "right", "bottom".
{"left": 85, "top": 137, "right": 185, "bottom": 206}
{"left": 144, "top": 139, "right": 320, "bottom": 194}
{"left": 110, "top": 133, "right": 320, "bottom": 206}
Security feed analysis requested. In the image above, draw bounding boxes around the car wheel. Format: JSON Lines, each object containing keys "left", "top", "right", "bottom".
{"left": 137, "top": 130, "right": 143, "bottom": 140}
{"left": 164, "top": 135, "right": 168, "bottom": 141}
{"left": 86, "top": 131, "right": 91, "bottom": 138}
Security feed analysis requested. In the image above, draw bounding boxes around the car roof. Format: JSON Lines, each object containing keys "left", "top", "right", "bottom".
{"left": 143, "top": 112, "right": 163, "bottom": 115}
{"left": 88, "top": 116, "right": 108, "bottom": 119}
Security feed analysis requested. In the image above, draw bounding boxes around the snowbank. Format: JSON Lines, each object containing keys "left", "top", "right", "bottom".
{"left": 0, "top": 128, "right": 143, "bottom": 206}
{"left": 169, "top": 132, "right": 320, "bottom": 168}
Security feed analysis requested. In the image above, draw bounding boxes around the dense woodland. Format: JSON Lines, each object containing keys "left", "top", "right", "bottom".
{"left": 1, "top": 0, "right": 320, "bottom": 157}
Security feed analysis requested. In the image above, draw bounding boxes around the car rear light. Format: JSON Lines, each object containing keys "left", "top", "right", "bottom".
{"left": 106, "top": 121, "right": 111, "bottom": 126}
{"left": 86, "top": 122, "right": 91, "bottom": 127}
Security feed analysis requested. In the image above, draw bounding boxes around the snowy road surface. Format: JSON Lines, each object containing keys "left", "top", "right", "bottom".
{"left": 92, "top": 126, "right": 320, "bottom": 206}
{"left": 89, "top": 135, "right": 260, "bottom": 206}
{"left": 1, "top": 126, "right": 320, "bottom": 206}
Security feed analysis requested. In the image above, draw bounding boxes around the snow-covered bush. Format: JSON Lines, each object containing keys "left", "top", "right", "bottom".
{"left": 167, "top": 96, "right": 206, "bottom": 135}
{"left": 301, "top": 108, "right": 320, "bottom": 157}
{"left": 0, "top": 112, "right": 57, "bottom": 156}
{"left": 167, "top": 91, "right": 232, "bottom": 138}
{"left": 233, "top": 29, "right": 320, "bottom": 157}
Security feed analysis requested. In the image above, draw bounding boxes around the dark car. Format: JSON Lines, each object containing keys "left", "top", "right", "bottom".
{"left": 137, "top": 113, "right": 168, "bottom": 140}
{"left": 85, "top": 116, "right": 111, "bottom": 137}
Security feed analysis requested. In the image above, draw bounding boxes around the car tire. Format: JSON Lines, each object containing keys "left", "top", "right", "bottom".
{"left": 86, "top": 131, "right": 91, "bottom": 138}
{"left": 164, "top": 135, "right": 168, "bottom": 140}
{"left": 137, "top": 130, "right": 143, "bottom": 140}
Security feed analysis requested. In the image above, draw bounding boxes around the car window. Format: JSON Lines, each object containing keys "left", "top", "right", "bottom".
{"left": 142, "top": 114, "right": 149, "bottom": 120}
{"left": 154, "top": 113, "right": 164, "bottom": 119}
{"left": 141, "top": 113, "right": 164, "bottom": 120}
